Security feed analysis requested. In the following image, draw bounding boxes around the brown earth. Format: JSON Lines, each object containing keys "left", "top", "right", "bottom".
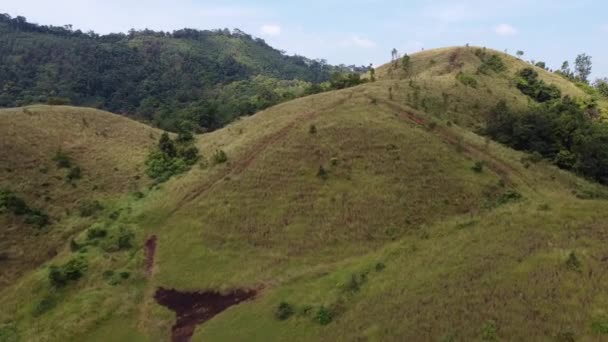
{"left": 154, "top": 287, "right": 257, "bottom": 342}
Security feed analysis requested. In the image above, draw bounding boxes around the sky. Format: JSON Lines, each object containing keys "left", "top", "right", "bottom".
{"left": 2, "top": 0, "right": 607, "bottom": 78}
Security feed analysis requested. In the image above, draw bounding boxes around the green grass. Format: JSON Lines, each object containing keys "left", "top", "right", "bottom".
{"left": 2, "top": 47, "right": 608, "bottom": 341}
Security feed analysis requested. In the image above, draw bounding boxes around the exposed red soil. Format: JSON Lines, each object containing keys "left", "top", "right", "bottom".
{"left": 154, "top": 287, "right": 258, "bottom": 342}
{"left": 144, "top": 235, "right": 157, "bottom": 276}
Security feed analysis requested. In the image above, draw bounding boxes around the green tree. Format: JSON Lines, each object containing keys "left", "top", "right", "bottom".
{"left": 574, "top": 53, "right": 592, "bottom": 83}
{"left": 594, "top": 78, "right": 608, "bottom": 97}
{"left": 401, "top": 54, "right": 411, "bottom": 77}
{"left": 516, "top": 50, "right": 524, "bottom": 58}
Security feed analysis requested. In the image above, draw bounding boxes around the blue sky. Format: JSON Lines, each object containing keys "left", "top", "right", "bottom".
{"left": 3, "top": 0, "right": 607, "bottom": 78}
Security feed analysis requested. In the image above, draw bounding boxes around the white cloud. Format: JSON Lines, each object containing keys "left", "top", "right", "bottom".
{"left": 342, "top": 35, "right": 376, "bottom": 49}
{"left": 495, "top": 24, "right": 518, "bottom": 36}
{"left": 260, "top": 24, "right": 281, "bottom": 36}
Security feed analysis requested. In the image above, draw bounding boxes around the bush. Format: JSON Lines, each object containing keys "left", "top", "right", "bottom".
{"left": 314, "top": 306, "right": 333, "bottom": 325}
{"left": 178, "top": 146, "right": 199, "bottom": 164}
{"left": 32, "top": 295, "right": 56, "bottom": 316}
{"left": 145, "top": 151, "right": 190, "bottom": 182}
{"left": 477, "top": 54, "right": 506, "bottom": 74}
{"left": 317, "top": 165, "right": 327, "bottom": 179}
{"left": 275, "top": 302, "right": 294, "bottom": 320}
{"left": 53, "top": 150, "right": 71, "bottom": 168}
{"left": 66, "top": 166, "right": 82, "bottom": 181}
{"left": 516, "top": 68, "right": 561, "bottom": 103}
{"left": 86, "top": 226, "right": 107, "bottom": 240}
{"left": 117, "top": 227, "right": 134, "bottom": 250}
{"left": 213, "top": 149, "right": 228, "bottom": 164}
{"left": 78, "top": 200, "right": 103, "bottom": 217}
{"left": 0, "top": 189, "right": 49, "bottom": 228}
{"left": 309, "top": 124, "right": 317, "bottom": 134}
{"left": 566, "top": 251, "right": 581, "bottom": 271}
{"left": 481, "top": 320, "right": 498, "bottom": 341}
{"left": 456, "top": 72, "right": 478, "bottom": 88}
{"left": 49, "top": 257, "right": 89, "bottom": 288}
{"left": 375, "top": 262, "right": 386, "bottom": 272}
{"left": 472, "top": 161, "right": 484, "bottom": 173}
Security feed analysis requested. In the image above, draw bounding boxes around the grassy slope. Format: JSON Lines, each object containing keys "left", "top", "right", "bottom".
{"left": 1, "top": 47, "right": 608, "bottom": 341}
{"left": 0, "top": 105, "right": 157, "bottom": 288}
{"left": 374, "top": 46, "right": 608, "bottom": 127}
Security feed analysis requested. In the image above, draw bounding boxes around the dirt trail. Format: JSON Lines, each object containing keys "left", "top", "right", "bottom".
{"left": 172, "top": 96, "right": 349, "bottom": 213}
{"left": 171, "top": 111, "right": 315, "bottom": 213}
{"left": 144, "top": 235, "right": 157, "bottom": 277}
{"left": 374, "top": 97, "right": 527, "bottom": 187}
{"left": 154, "top": 287, "right": 258, "bottom": 342}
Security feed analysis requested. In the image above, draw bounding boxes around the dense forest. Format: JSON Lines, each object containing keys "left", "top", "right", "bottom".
{"left": 0, "top": 14, "right": 366, "bottom": 131}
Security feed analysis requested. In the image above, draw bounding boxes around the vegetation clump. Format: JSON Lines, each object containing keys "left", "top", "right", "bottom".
{"left": 48, "top": 257, "right": 88, "bottom": 287}
{"left": 212, "top": 149, "right": 228, "bottom": 164}
{"left": 516, "top": 68, "right": 561, "bottom": 102}
{"left": 456, "top": 72, "right": 478, "bottom": 88}
{"left": 146, "top": 131, "right": 199, "bottom": 182}
{"left": 475, "top": 50, "right": 506, "bottom": 74}
{"left": 0, "top": 189, "right": 49, "bottom": 228}
{"left": 275, "top": 302, "right": 295, "bottom": 320}
{"left": 314, "top": 306, "right": 334, "bottom": 325}
{"left": 485, "top": 97, "right": 608, "bottom": 185}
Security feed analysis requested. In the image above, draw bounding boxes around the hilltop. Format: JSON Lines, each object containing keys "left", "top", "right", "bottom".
{"left": 1, "top": 47, "right": 608, "bottom": 341}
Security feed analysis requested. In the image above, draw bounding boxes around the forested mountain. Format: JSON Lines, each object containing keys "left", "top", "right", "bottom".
{"left": 0, "top": 14, "right": 345, "bottom": 131}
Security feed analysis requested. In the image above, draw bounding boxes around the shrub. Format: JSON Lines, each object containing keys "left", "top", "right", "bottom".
{"left": 566, "top": 251, "right": 581, "bottom": 271}
{"left": 0, "top": 189, "right": 49, "bottom": 228}
{"left": 477, "top": 54, "right": 506, "bottom": 74}
{"left": 213, "top": 149, "right": 228, "bottom": 164}
{"left": 78, "top": 200, "right": 103, "bottom": 217}
{"left": 145, "top": 151, "right": 190, "bottom": 182}
{"left": 591, "top": 319, "right": 608, "bottom": 334}
{"left": 275, "top": 302, "right": 294, "bottom": 320}
{"left": 472, "top": 161, "right": 484, "bottom": 173}
{"left": 317, "top": 165, "right": 328, "bottom": 179}
{"left": 375, "top": 262, "right": 386, "bottom": 272}
{"left": 456, "top": 72, "right": 478, "bottom": 88}
{"left": 178, "top": 146, "right": 199, "bottom": 164}
{"left": 496, "top": 190, "right": 522, "bottom": 206}
{"left": 481, "top": 320, "right": 498, "bottom": 341}
{"left": 343, "top": 273, "right": 367, "bottom": 293}
{"left": 49, "top": 257, "right": 88, "bottom": 287}
{"left": 117, "top": 227, "right": 134, "bottom": 250}
{"left": 314, "top": 306, "right": 333, "bottom": 325}
{"left": 53, "top": 150, "right": 71, "bottom": 168}
{"left": 32, "top": 295, "right": 56, "bottom": 316}
{"left": 516, "top": 68, "right": 561, "bottom": 102}
{"left": 66, "top": 166, "right": 82, "bottom": 181}
{"left": 86, "top": 226, "right": 107, "bottom": 240}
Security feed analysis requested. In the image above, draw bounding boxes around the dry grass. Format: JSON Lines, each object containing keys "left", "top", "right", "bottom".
{"left": 0, "top": 105, "right": 158, "bottom": 288}
{"left": 2, "top": 48, "right": 608, "bottom": 342}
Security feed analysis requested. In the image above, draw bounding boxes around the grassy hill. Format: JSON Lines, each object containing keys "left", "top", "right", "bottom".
{"left": 0, "top": 105, "right": 158, "bottom": 289}
{"left": 1, "top": 47, "right": 608, "bottom": 341}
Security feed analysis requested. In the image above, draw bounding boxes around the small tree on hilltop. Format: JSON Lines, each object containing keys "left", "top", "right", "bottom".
{"left": 574, "top": 53, "right": 592, "bottom": 83}
{"left": 516, "top": 50, "right": 524, "bottom": 59}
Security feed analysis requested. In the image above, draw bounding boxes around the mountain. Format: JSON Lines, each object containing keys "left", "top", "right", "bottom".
{"left": 1, "top": 46, "right": 608, "bottom": 341}
{"left": 0, "top": 14, "right": 344, "bottom": 132}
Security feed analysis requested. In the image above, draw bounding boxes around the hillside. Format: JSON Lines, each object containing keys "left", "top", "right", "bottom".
{"left": 0, "top": 14, "right": 340, "bottom": 132}
{"left": 1, "top": 47, "right": 608, "bottom": 341}
{"left": 0, "top": 105, "right": 158, "bottom": 288}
